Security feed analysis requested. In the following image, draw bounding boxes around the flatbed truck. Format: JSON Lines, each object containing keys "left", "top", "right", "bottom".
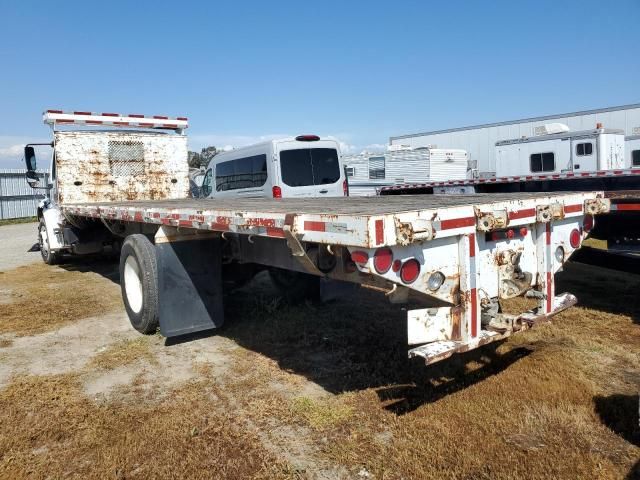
{"left": 24, "top": 110, "right": 610, "bottom": 365}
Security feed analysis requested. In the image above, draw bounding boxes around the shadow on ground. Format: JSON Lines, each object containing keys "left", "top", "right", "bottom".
{"left": 559, "top": 261, "right": 640, "bottom": 324}
{"left": 594, "top": 393, "right": 640, "bottom": 448}
{"left": 51, "top": 257, "right": 635, "bottom": 413}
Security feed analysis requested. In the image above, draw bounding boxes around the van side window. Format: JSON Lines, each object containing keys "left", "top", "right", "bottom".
{"left": 201, "top": 169, "right": 213, "bottom": 196}
{"left": 216, "top": 154, "right": 267, "bottom": 191}
{"left": 369, "top": 156, "right": 385, "bottom": 179}
{"left": 576, "top": 143, "right": 593, "bottom": 156}
{"left": 633, "top": 150, "right": 640, "bottom": 167}
{"left": 530, "top": 152, "right": 555, "bottom": 173}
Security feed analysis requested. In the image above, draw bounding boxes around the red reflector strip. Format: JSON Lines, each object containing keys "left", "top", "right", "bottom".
{"left": 613, "top": 203, "right": 640, "bottom": 211}
{"left": 153, "top": 115, "right": 169, "bottom": 119}
{"left": 102, "top": 112, "right": 119, "bottom": 116}
{"left": 129, "top": 114, "right": 144, "bottom": 118}
{"left": 47, "top": 109, "right": 63, "bottom": 113}
{"left": 74, "top": 111, "right": 91, "bottom": 115}
{"left": 113, "top": 122, "right": 129, "bottom": 126}
{"left": 508, "top": 208, "right": 535, "bottom": 220}
{"left": 56, "top": 119, "right": 74, "bottom": 123}
{"left": 469, "top": 233, "right": 476, "bottom": 257}
{"left": 177, "top": 117, "right": 188, "bottom": 121}
{"left": 85, "top": 120, "right": 103, "bottom": 124}
{"left": 564, "top": 204, "right": 582, "bottom": 214}
{"left": 440, "top": 216, "right": 475, "bottom": 230}
{"left": 375, "top": 219, "right": 384, "bottom": 245}
{"left": 163, "top": 123, "right": 178, "bottom": 128}
{"left": 266, "top": 227, "right": 285, "bottom": 238}
{"left": 304, "top": 221, "right": 326, "bottom": 232}
{"left": 138, "top": 123, "right": 154, "bottom": 127}
{"left": 471, "top": 288, "right": 478, "bottom": 337}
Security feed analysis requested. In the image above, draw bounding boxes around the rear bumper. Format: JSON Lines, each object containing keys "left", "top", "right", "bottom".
{"left": 408, "top": 292, "right": 577, "bottom": 365}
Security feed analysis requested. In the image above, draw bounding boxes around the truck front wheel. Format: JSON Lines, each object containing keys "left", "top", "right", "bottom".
{"left": 119, "top": 234, "right": 159, "bottom": 334}
{"left": 38, "top": 220, "right": 61, "bottom": 265}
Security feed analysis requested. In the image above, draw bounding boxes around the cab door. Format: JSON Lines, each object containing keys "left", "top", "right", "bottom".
{"left": 571, "top": 138, "right": 597, "bottom": 172}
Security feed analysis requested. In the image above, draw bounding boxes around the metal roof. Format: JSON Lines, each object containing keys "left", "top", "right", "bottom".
{"left": 390, "top": 103, "right": 640, "bottom": 142}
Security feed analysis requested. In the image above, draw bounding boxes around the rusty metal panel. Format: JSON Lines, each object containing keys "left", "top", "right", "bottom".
{"left": 54, "top": 131, "right": 189, "bottom": 205}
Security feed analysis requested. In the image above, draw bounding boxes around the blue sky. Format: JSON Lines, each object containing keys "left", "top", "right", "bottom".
{"left": 0, "top": 0, "right": 638, "bottom": 167}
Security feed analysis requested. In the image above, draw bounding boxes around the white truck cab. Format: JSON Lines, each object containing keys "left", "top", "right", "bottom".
{"left": 200, "top": 135, "right": 348, "bottom": 199}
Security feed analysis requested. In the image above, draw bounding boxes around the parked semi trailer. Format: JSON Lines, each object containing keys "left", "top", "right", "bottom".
{"left": 381, "top": 124, "right": 639, "bottom": 251}
{"left": 23, "top": 110, "right": 609, "bottom": 365}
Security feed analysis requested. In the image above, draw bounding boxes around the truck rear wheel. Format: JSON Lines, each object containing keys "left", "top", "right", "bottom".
{"left": 38, "top": 220, "right": 61, "bottom": 265}
{"left": 269, "top": 268, "right": 320, "bottom": 303}
{"left": 119, "top": 234, "right": 159, "bottom": 334}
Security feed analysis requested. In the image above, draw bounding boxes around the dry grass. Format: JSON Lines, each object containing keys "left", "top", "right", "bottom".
{"left": 0, "top": 262, "right": 122, "bottom": 336}
{"left": 290, "top": 397, "right": 354, "bottom": 431}
{"left": 0, "top": 374, "right": 294, "bottom": 480}
{"left": 0, "top": 259, "right": 638, "bottom": 479}
{"left": 88, "top": 337, "right": 157, "bottom": 371}
{"left": 219, "top": 264, "right": 640, "bottom": 479}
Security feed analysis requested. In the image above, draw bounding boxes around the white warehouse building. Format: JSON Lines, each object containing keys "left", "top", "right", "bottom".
{"left": 389, "top": 103, "right": 640, "bottom": 177}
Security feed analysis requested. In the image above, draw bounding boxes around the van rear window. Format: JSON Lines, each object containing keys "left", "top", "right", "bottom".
{"left": 280, "top": 148, "right": 340, "bottom": 187}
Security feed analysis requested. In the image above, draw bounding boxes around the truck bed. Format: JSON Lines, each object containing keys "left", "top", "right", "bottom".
{"left": 62, "top": 192, "right": 602, "bottom": 248}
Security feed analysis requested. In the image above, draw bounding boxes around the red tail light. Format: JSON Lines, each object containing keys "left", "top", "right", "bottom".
{"left": 373, "top": 248, "right": 393, "bottom": 274}
{"left": 272, "top": 186, "right": 282, "bottom": 198}
{"left": 350, "top": 251, "right": 369, "bottom": 264}
{"left": 569, "top": 229, "right": 581, "bottom": 248}
{"left": 400, "top": 258, "right": 421, "bottom": 284}
{"left": 583, "top": 215, "right": 594, "bottom": 233}
{"left": 295, "top": 134, "right": 320, "bottom": 141}
{"left": 343, "top": 179, "right": 349, "bottom": 196}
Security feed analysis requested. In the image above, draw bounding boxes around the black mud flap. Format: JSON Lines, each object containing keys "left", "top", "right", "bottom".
{"left": 156, "top": 235, "right": 224, "bottom": 337}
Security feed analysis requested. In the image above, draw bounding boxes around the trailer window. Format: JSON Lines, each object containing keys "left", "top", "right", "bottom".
{"left": 345, "top": 167, "right": 355, "bottom": 177}
{"left": 576, "top": 143, "right": 593, "bottom": 156}
{"left": 633, "top": 150, "right": 640, "bottom": 167}
{"left": 215, "top": 154, "right": 267, "bottom": 191}
{"left": 280, "top": 148, "right": 340, "bottom": 187}
{"left": 108, "top": 141, "right": 145, "bottom": 176}
{"left": 369, "top": 156, "right": 385, "bottom": 179}
{"left": 530, "top": 152, "right": 555, "bottom": 173}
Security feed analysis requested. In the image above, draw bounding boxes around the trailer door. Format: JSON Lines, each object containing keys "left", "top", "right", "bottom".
{"left": 571, "top": 138, "right": 597, "bottom": 172}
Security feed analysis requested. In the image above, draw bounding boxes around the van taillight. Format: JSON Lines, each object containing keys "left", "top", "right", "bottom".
{"left": 343, "top": 179, "right": 349, "bottom": 196}
{"left": 272, "top": 186, "right": 282, "bottom": 198}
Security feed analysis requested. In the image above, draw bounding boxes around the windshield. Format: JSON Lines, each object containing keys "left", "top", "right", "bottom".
{"left": 280, "top": 148, "right": 340, "bottom": 187}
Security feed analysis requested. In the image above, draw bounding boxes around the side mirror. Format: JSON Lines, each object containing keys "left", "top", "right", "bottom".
{"left": 24, "top": 146, "right": 37, "bottom": 171}
{"left": 25, "top": 170, "right": 40, "bottom": 188}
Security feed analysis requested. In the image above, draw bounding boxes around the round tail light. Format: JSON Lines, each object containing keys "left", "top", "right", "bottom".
{"left": 569, "top": 229, "right": 581, "bottom": 249}
{"left": 373, "top": 248, "right": 393, "bottom": 274}
{"left": 350, "top": 251, "right": 369, "bottom": 264}
{"left": 583, "top": 215, "right": 594, "bottom": 233}
{"left": 400, "top": 259, "right": 421, "bottom": 284}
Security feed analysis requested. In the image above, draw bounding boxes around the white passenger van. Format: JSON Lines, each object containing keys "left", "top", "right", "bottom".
{"left": 200, "top": 135, "right": 348, "bottom": 198}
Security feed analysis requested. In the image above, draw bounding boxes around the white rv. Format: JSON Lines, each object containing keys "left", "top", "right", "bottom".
{"left": 626, "top": 135, "right": 640, "bottom": 168}
{"left": 495, "top": 124, "right": 626, "bottom": 177}
{"left": 201, "top": 135, "right": 347, "bottom": 199}
{"left": 343, "top": 146, "right": 469, "bottom": 196}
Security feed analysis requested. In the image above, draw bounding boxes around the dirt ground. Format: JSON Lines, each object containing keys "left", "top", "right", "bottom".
{"left": 0, "top": 223, "right": 638, "bottom": 479}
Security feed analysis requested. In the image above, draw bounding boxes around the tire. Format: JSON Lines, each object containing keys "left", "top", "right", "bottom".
{"left": 38, "top": 220, "right": 61, "bottom": 265}
{"left": 119, "top": 234, "right": 159, "bottom": 334}
{"left": 269, "top": 268, "right": 320, "bottom": 303}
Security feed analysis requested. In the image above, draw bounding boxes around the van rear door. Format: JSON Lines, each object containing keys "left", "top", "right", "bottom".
{"left": 275, "top": 140, "right": 344, "bottom": 197}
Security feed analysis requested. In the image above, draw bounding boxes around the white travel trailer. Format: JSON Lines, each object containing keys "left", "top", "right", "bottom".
{"left": 201, "top": 135, "right": 347, "bottom": 199}
{"left": 343, "top": 146, "right": 469, "bottom": 196}
{"left": 495, "top": 124, "right": 626, "bottom": 177}
{"left": 626, "top": 135, "right": 640, "bottom": 168}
